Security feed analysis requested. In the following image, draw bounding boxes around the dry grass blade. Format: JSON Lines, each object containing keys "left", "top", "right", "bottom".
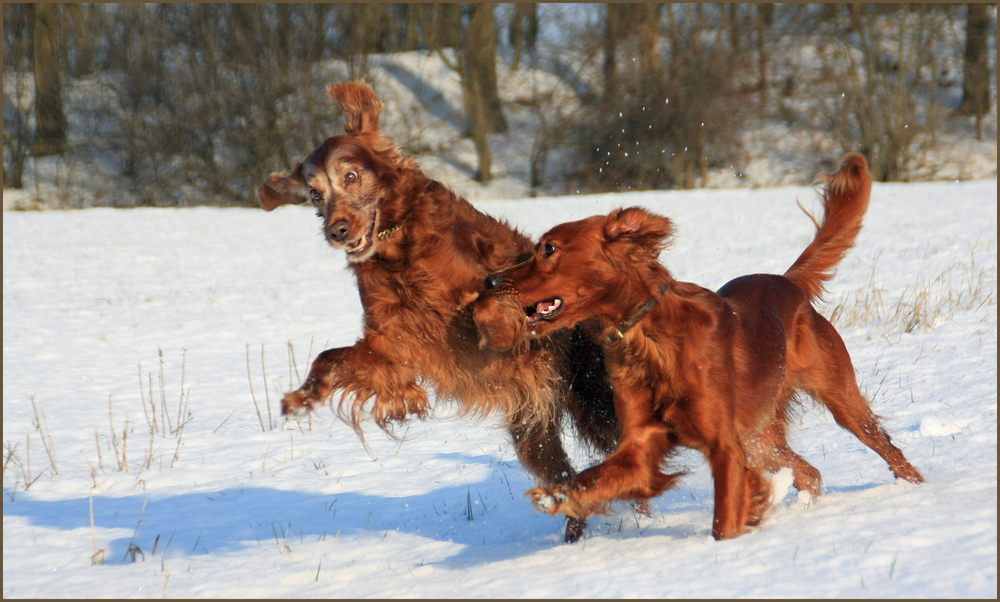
{"left": 262, "top": 344, "right": 273, "bottom": 431}
{"left": 2, "top": 440, "right": 20, "bottom": 477}
{"left": 246, "top": 343, "right": 266, "bottom": 432}
{"left": 122, "top": 499, "right": 148, "bottom": 563}
{"left": 159, "top": 348, "right": 173, "bottom": 435}
{"left": 175, "top": 349, "right": 187, "bottom": 435}
{"left": 29, "top": 395, "right": 58, "bottom": 475}
{"left": 824, "top": 246, "right": 997, "bottom": 336}
{"left": 94, "top": 428, "right": 104, "bottom": 471}
{"left": 24, "top": 429, "right": 31, "bottom": 486}
{"left": 139, "top": 362, "right": 153, "bottom": 433}
{"left": 213, "top": 409, "right": 236, "bottom": 434}
{"left": 170, "top": 389, "right": 192, "bottom": 468}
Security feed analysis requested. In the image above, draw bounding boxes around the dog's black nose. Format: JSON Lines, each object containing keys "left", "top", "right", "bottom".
{"left": 328, "top": 220, "right": 350, "bottom": 243}
{"left": 484, "top": 273, "right": 502, "bottom": 290}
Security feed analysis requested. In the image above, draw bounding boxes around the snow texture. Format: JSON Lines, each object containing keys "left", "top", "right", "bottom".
{"left": 3, "top": 178, "right": 996, "bottom": 598}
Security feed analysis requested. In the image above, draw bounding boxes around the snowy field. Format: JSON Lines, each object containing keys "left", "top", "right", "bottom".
{"left": 3, "top": 179, "right": 996, "bottom": 598}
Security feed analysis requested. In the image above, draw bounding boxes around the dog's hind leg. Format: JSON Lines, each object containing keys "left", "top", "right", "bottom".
{"left": 745, "top": 418, "right": 822, "bottom": 497}
{"left": 797, "top": 313, "right": 924, "bottom": 484}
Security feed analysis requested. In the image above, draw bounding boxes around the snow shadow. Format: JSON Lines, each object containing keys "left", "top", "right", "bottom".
{"left": 3, "top": 468, "right": 895, "bottom": 568}
{"left": 1, "top": 478, "right": 565, "bottom": 566}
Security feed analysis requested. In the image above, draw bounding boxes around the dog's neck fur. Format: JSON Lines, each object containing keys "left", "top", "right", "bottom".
{"left": 606, "top": 280, "right": 670, "bottom": 342}
{"left": 598, "top": 278, "right": 715, "bottom": 400}
{"left": 352, "top": 176, "right": 533, "bottom": 325}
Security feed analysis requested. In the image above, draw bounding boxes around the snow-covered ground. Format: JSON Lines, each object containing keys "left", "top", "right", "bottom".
{"left": 3, "top": 177, "right": 996, "bottom": 598}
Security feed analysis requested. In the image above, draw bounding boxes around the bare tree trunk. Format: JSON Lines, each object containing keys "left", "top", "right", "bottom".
{"left": 666, "top": 4, "right": 677, "bottom": 70}
{"left": 603, "top": 4, "right": 623, "bottom": 102}
{"left": 425, "top": 3, "right": 463, "bottom": 50}
{"left": 525, "top": 4, "right": 538, "bottom": 56}
{"left": 63, "top": 4, "right": 95, "bottom": 76}
{"left": 459, "top": 4, "right": 505, "bottom": 183}
{"left": 510, "top": 3, "right": 527, "bottom": 71}
{"left": 727, "top": 3, "right": 740, "bottom": 52}
{"left": 276, "top": 4, "right": 291, "bottom": 70}
{"left": 465, "top": 76, "right": 493, "bottom": 184}
{"left": 507, "top": 3, "right": 539, "bottom": 70}
{"left": 638, "top": 4, "right": 663, "bottom": 76}
{"left": 310, "top": 4, "right": 329, "bottom": 61}
{"left": 403, "top": 5, "right": 419, "bottom": 51}
{"left": 755, "top": 4, "right": 772, "bottom": 111}
{"left": 33, "top": 3, "right": 69, "bottom": 157}
{"left": 3, "top": 4, "right": 33, "bottom": 188}
{"left": 954, "top": 3, "right": 991, "bottom": 140}
{"left": 463, "top": 4, "right": 507, "bottom": 134}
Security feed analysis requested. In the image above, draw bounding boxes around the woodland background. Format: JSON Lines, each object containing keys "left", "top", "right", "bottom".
{"left": 3, "top": 3, "right": 996, "bottom": 207}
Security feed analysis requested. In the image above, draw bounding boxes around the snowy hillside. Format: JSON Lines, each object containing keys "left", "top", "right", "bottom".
{"left": 3, "top": 179, "right": 996, "bottom": 597}
{"left": 5, "top": 36, "right": 998, "bottom": 211}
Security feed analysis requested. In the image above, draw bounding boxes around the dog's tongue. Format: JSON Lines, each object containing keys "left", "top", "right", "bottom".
{"left": 347, "top": 232, "right": 372, "bottom": 254}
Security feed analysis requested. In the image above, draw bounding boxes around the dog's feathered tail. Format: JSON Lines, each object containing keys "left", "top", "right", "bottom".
{"left": 784, "top": 153, "right": 871, "bottom": 303}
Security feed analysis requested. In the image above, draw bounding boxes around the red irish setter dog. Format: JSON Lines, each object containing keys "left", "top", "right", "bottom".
{"left": 257, "top": 79, "right": 620, "bottom": 542}
{"left": 485, "top": 153, "right": 924, "bottom": 540}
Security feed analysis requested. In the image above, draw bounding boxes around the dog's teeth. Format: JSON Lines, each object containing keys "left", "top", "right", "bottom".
{"left": 538, "top": 299, "right": 561, "bottom": 316}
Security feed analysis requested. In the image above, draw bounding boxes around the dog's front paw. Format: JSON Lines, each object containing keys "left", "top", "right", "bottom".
{"left": 527, "top": 486, "right": 570, "bottom": 515}
{"left": 631, "top": 498, "right": 653, "bottom": 517}
{"left": 280, "top": 390, "right": 321, "bottom": 418}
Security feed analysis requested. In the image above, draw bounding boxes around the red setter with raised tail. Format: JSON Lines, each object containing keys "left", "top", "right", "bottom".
{"left": 485, "top": 153, "right": 924, "bottom": 540}
{"left": 257, "top": 79, "right": 620, "bottom": 542}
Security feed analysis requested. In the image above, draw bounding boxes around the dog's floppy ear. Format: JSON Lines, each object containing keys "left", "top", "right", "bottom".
{"left": 604, "top": 207, "right": 674, "bottom": 299}
{"left": 258, "top": 162, "right": 309, "bottom": 211}
{"left": 603, "top": 207, "right": 675, "bottom": 256}
{"left": 327, "top": 79, "right": 384, "bottom": 135}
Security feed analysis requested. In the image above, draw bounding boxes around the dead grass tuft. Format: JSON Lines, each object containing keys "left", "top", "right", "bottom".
{"left": 824, "top": 241, "right": 997, "bottom": 337}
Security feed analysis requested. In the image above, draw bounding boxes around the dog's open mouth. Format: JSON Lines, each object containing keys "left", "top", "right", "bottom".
{"left": 525, "top": 298, "right": 563, "bottom": 324}
{"left": 344, "top": 219, "right": 376, "bottom": 260}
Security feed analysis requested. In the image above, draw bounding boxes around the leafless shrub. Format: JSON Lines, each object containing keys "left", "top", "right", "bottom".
{"left": 816, "top": 5, "right": 958, "bottom": 182}
{"left": 566, "top": 5, "right": 750, "bottom": 193}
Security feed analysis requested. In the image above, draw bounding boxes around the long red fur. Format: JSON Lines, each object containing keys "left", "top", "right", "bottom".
{"left": 785, "top": 152, "right": 872, "bottom": 301}
{"left": 257, "top": 79, "right": 620, "bottom": 543}
{"left": 489, "top": 153, "right": 923, "bottom": 540}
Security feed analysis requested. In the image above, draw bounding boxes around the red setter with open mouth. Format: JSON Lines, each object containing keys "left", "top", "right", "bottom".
{"left": 485, "top": 153, "right": 924, "bottom": 540}
{"left": 257, "top": 79, "right": 620, "bottom": 542}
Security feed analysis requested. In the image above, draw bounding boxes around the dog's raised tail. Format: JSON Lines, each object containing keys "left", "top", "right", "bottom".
{"left": 785, "top": 153, "right": 872, "bottom": 303}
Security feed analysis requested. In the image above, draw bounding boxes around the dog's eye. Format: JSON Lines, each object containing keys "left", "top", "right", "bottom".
{"left": 345, "top": 171, "right": 358, "bottom": 183}
{"left": 543, "top": 243, "right": 556, "bottom": 257}
{"left": 309, "top": 189, "right": 322, "bottom": 204}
